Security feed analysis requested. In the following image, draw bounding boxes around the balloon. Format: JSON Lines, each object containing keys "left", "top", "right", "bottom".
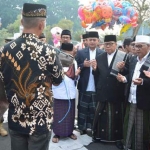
{"left": 114, "top": 0, "right": 122, "bottom": 8}
{"left": 90, "top": 20, "right": 105, "bottom": 28}
{"left": 92, "top": 6, "right": 101, "bottom": 22}
{"left": 101, "top": 24, "right": 107, "bottom": 30}
{"left": 81, "top": 21, "right": 88, "bottom": 28}
{"left": 120, "top": 24, "right": 132, "bottom": 35}
{"left": 83, "top": 9, "right": 93, "bottom": 23}
{"left": 92, "top": 11, "right": 101, "bottom": 22}
{"left": 51, "top": 27, "right": 62, "bottom": 35}
{"left": 78, "top": 7, "right": 85, "bottom": 20}
{"left": 130, "top": 16, "right": 138, "bottom": 27}
{"left": 119, "top": 16, "right": 131, "bottom": 24}
{"left": 113, "top": 7, "right": 122, "bottom": 16}
{"left": 96, "top": 0, "right": 108, "bottom": 7}
{"left": 122, "top": 1, "right": 131, "bottom": 8}
{"left": 101, "top": 6, "right": 113, "bottom": 19}
{"left": 109, "top": 0, "right": 115, "bottom": 10}
{"left": 51, "top": 27, "right": 62, "bottom": 47}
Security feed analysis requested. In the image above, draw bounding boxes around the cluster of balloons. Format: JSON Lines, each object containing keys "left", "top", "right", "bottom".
{"left": 78, "top": 0, "right": 138, "bottom": 31}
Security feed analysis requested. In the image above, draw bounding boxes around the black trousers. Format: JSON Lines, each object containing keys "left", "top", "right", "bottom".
{"left": 9, "top": 129, "right": 51, "bottom": 150}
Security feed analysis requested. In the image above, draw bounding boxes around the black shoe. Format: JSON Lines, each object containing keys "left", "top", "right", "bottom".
{"left": 116, "top": 141, "right": 124, "bottom": 149}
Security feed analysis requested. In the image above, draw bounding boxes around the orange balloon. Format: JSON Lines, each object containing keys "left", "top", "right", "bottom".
{"left": 84, "top": 17, "right": 92, "bottom": 24}
{"left": 101, "top": 6, "right": 113, "bottom": 19}
{"left": 92, "top": 11, "right": 101, "bottom": 22}
{"left": 81, "top": 21, "right": 88, "bottom": 28}
{"left": 94, "top": 6, "right": 101, "bottom": 15}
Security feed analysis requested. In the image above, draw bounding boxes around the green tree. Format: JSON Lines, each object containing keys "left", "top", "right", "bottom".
{"left": 0, "top": 0, "right": 33, "bottom": 28}
{"left": 73, "top": 30, "right": 84, "bottom": 41}
{"left": 7, "top": 15, "right": 21, "bottom": 34}
{"left": 128, "top": 0, "right": 150, "bottom": 37}
{"left": 0, "top": 28, "right": 13, "bottom": 47}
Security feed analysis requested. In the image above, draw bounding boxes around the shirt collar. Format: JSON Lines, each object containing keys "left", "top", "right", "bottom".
{"left": 89, "top": 48, "right": 96, "bottom": 52}
{"left": 107, "top": 50, "right": 116, "bottom": 56}
{"left": 137, "top": 52, "right": 150, "bottom": 63}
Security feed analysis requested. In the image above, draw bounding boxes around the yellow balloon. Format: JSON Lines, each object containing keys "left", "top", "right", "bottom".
{"left": 120, "top": 24, "right": 132, "bottom": 35}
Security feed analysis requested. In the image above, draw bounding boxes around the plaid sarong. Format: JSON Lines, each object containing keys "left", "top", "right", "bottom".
{"left": 77, "top": 91, "right": 96, "bottom": 130}
{"left": 124, "top": 103, "right": 150, "bottom": 150}
{"left": 53, "top": 99, "right": 75, "bottom": 137}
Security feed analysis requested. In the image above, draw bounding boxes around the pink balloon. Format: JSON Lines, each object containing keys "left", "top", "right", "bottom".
{"left": 78, "top": 6, "right": 85, "bottom": 21}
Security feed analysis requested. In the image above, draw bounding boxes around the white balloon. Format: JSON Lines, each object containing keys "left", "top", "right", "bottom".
{"left": 50, "top": 27, "right": 62, "bottom": 35}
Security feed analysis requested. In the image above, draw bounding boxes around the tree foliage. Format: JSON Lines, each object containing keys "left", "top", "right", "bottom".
{"left": 128, "top": 0, "right": 150, "bottom": 37}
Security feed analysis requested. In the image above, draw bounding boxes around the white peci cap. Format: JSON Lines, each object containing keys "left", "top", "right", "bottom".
{"left": 135, "top": 35, "right": 150, "bottom": 44}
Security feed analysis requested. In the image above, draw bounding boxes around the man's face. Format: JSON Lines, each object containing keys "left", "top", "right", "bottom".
{"left": 40, "top": 38, "right": 46, "bottom": 43}
{"left": 134, "top": 42, "right": 150, "bottom": 59}
{"left": 61, "top": 35, "right": 71, "bottom": 43}
{"left": 104, "top": 41, "right": 117, "bottom": 54}
{"left": 83, "top": 38, "right": 88, "bottom": 47}
{"left": 88, "top": 38, "right": 99, "bottom": 49}
{"left": 129, "top": 42, "right": 136, "bottom": 55}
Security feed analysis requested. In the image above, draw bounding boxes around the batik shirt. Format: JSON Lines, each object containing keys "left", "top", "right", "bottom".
{"left": 0, "top": 33, "right": 63, "bottom": 135}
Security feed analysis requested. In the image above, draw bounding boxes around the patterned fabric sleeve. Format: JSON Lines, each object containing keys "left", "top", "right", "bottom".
{"left": 0, "top": 47, "right": 8, "bottom": 120}
{"left": 45, "top": 46, "right": 64, "bottom": 85}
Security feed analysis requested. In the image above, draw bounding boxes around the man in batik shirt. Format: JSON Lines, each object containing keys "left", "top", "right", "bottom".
{"left": 0, "top": 3, "right": 63, "bottom": 150}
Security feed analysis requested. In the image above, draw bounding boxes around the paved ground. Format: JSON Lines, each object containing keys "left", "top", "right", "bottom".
{"left": 0, "top": 123, "right": 119, "bottom": 150}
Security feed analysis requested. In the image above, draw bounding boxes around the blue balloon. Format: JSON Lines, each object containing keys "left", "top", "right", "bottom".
{"left": 122, "top": 1, "right": 131, "bottom": 8}
{"left": 91, "top": 20, "right": 105, "bottom": 28}
{"left": 109, "top": 0, "right": 115, "bottom": 10}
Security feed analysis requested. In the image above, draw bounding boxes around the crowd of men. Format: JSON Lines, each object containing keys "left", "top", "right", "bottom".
{"left": 0, "top": 2, "right": 150, "bottom": 150}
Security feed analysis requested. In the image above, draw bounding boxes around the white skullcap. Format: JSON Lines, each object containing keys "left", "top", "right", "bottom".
{"left": 135, "top": 35, "right": 150, "bottom": 44}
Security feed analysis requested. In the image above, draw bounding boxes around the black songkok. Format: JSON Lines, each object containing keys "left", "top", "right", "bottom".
{"left": 22, "top": 3, "right": 47, "bottom": 18}
{"left": 82, "top": 33, "right": 89, "bottom": 39}
{"left": 88, "top": 31, "right": 99, "bottom": 38}
{"left": 39, "top": 33, "right": 46, "bottom": 39}
{"left": 61, "top": 43, "right": 73, "bottom": 51}
{"left": 61, "top": 29, "right": 71, "bottom": 38}
{"left": 104, "top": 35, "right": 117, "bottom": 42}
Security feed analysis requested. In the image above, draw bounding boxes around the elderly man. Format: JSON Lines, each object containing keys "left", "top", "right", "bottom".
{"left": 92, "top": 35, "right": 125, "bottom": 149}
{"left": 0, "top": 3, "right": 63, "bottom": 150}
{"left": 117, "top": 35, "right": 150, "bottom": 150}
{"left": 76, "top": 31, "right": 104, "bottom": 135}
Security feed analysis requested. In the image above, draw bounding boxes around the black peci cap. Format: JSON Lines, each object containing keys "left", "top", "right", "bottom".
{"left": 61, "top": 43, "right": 73, "bottom": 51}
{"left": 22, "top": 3, "right": 47, "bottom": 18}
{"left": 104, "top": 35, "right": 117, "bottom": 42}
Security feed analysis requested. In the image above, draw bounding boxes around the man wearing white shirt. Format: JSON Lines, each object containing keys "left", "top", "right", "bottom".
{"left": 76, "top": 31, "right": 104, "bottom": 135}
{"left": 52, "top": 43, "right": 80, "bottom": 143}
{"left": 117, "top": 35, "right": 150, "bottom": 150}
{"left": 92, "top": 35, "right": 125, "bottom": 149}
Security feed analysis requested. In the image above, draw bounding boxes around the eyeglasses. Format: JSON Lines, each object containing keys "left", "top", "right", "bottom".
{"left": 134, "top": 44, "right": 147, "bottom": 49}
{"left": 104, "top": 42, "right": 115, "bottom": 46}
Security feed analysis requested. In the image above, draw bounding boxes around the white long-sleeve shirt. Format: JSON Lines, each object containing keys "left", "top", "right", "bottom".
{"left": 52, "top": 60, "right": 77, "bottom": 100}
{"left": 128, "top": 52, "right": 149, "bottom": 104}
